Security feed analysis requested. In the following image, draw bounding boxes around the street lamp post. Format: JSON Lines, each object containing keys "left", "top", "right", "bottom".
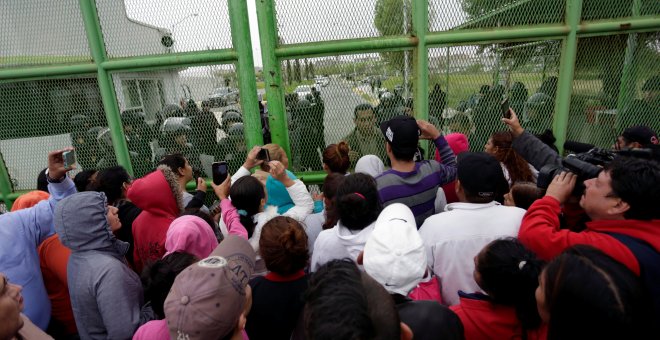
{"left": 170, "top": 13, "right": 199, "bottom": 52}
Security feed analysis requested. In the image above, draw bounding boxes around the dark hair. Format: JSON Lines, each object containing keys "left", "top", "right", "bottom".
{"left": 390, "top": 143, "right": 417, "bottom": 162}
{"left": 489, "top": 131, "right": 535, "bottom": 185}
{"left": 157, "top": 153, "right": 187, "bottom": 177}
{"left": 94, "top": 166, "right": 131, "bottom": 205}
{"left": 542, "top": 245, "right": 652, "bottom": 340}
{"left": 353, "top": 103, "right": 374, "bottom": 119}
{"left": 74, "top": 169, "right": 97, "bottom": 192}
{"left": 229, "top": 176, "right": 265, "bottom": 238}
{"left": 476, "top": 238, "right": 544, "bottom": 337}
{"left": 37, "top": 168, "right": 49, "bottom": 192}
{"left": 321, "top": 173, "right": 346, "bottom": 230}
{"left": 605, "top": 157, "right": 660, "bottom": 220}
{"left": 304, "top": 259, "right": 400, "bottom": 340}
{"left": 509, "top": 182, "right": 542, "bottom": 210}
{"left": 322, "top": 142, "right": 350, "bottom": 174}
{"left": 259, "top": 216, "right": 309, "bottom": 275}
{"left": 141, "top": 252, "right": 197, "bottom": 319}
{"left": 336, "top": 173, "right": 382, "bottom": 230}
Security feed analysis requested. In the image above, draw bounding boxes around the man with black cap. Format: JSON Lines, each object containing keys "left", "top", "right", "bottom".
{"left": 614, "top": 125, "right": 658, "bottom": 150}
{"left": 376, "top": 115, "right": 457, "bottom": 227}
{"left": 419, "top": 152, "right": 524, "bottom": 306}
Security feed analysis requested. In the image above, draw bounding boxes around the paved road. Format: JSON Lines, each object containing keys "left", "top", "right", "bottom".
{"left": 316, "top": 78, "right": 375, "bottom": 145}
{"left": 208, "top": 80, "right": 373, "bottom": 146}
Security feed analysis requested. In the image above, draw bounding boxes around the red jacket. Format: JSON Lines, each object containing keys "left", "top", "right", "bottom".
{"left": 450, "top": 293, "right": 547, "bottom": 340}
{"left": 128, "top": 166, "right": 182, "bottom": 273}
{"left": 518, "top": 196, "right": 660, "bottom": 276}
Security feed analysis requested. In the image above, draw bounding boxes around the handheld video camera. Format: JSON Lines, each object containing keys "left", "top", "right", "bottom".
{"left": 537, "top": 148, "right": 616, "bottom": 196}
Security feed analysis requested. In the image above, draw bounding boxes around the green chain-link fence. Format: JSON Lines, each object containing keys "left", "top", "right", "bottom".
{"left": 1, "top": 0, "right": 659, "bottom": 209}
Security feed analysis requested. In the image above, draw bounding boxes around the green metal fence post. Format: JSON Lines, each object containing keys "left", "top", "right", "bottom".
{"left": 0, "top": 152, "right": 14, "bottom": 210}
{"left": 256, "top": 0, "right": 291, "bottom": 159}
{"left": 229, "top": 0, "right": 263, "bottom": 149}
{"left": 412, "top": 0, "right": 429, "bottom": 122}
{"left": 412, "top": 0, "right": 429, "bottom": 156}
{"left": 615, "top": 0, "right": 642, "bottom": 132}
{"left": 552, "top": 0, "right": 583, "bottom": 154}
{"left": 79, "top": 0, "right": 134, "bottom": 175}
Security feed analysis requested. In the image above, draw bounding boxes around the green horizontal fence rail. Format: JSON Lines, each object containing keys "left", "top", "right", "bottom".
{"left": 257, "top": 0, "right": 660, "bottom": 184}
{"left": 0, "top": 0, "right": 260, "bottom": 208}
{"left": 0, "top": 0, "right": 659, "bottom": 208}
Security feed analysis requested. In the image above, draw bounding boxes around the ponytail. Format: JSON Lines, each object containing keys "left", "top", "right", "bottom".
{"left": 476, "top": 238, "right": 544, "bottom": 337}
{"left": 230, "top": 176, "right": 265, "bottom": 238}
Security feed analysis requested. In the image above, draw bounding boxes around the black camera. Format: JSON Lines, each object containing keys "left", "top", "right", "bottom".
{"left": 537, "top": 148, "right": 616, "bottom": 195}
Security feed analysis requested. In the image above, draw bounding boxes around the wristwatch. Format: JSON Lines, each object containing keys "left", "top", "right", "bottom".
{"left": 45, "top": 168, "right": 66, "bottom": 183}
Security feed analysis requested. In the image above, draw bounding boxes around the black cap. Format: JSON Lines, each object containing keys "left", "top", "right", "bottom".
{"left": 380, "top": 115, "right": 420, "bottom": 156}
{"left": 457, "top": 152, "right": 507, "bottom": 199}
{"left": 622, "top": 125, "right": 659, "bottom": 147}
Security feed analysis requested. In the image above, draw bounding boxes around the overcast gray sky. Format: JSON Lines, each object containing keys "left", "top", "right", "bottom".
{"left": 123, "top": 0, "right": 468, "bottom": 68}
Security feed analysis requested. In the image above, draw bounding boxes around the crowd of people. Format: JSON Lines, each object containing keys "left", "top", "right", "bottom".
{"left": 1, "top": 98, "right": 659, "bottom": 340}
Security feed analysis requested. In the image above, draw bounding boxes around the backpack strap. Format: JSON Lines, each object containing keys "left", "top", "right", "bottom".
{"left": 605, "top": 232, "right": 660, "bottom": 322}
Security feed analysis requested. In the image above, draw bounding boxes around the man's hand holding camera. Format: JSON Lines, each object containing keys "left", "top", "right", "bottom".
{"left": 546, "top": 171, "right": 577, "bottom": 204}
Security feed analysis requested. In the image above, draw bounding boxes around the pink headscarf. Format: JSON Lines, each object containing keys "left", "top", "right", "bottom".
{"left": 435, "top": 133, "right": 470, "bottom": 162}
{"left": 164, "top": 215, "right": 218, "bottom": 260}
{"left": 435, "top": 133, "right": 470, "bottom": 204}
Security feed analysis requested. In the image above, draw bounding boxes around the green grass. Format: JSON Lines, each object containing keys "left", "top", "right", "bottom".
{"left": 379, "top": 73, "right": 564, "bottom": 107}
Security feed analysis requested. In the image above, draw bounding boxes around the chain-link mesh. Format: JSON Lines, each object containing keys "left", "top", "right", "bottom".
{"left": 275, "top": 0, "right": 408, "bottom": 45}
{"left": 641, "top": 0, "right": 660, "bottom": 16}
{"left": 427, "top": 41, "right": 560, "bottom": 152}
{"left": 0, "top": 77, "right": 115, "bottom": 190}
{"left": 582, "top": 0, "right": 635, "bottom": 21}
{"left": 0, "top": 0, "right": 91, "bottom": 68}
{"left": 98, "top": 0, "right": 233, "bottom": 58}
{"left": 281, "top": 53, "right": 412, "bottom": 171}
{"left": 429, "top": 0, "right": 566, "bottom": 32}
{"left": 566, "top": 33, "right": 660, "bottom": 149}
{"left": 113, "top": 64, "right": 241, "bottom": 178}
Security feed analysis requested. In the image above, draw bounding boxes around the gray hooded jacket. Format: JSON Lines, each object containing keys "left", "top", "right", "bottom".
{"left": 55, "top": 191, "right": 145, "bottom": 340}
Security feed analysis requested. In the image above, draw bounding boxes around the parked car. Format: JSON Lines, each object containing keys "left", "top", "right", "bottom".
{"left": 208, "top": 87, "right": 239, "bottom": 107}
{"left": 294, "top": 85, "right": 313, "bottom": 100}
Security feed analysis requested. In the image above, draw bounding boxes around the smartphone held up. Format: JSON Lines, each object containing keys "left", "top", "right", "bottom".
{"left": 256, "top": 148, "right": 271, "bottom": 171}
{"left": 63, "top": 150, "right": 77, "bottom": 169}
{"left": 212, "top": 161, "right": 229, "bottom": 185}
{"left": 501, "top": 98, "right": 511, "bottom": 119}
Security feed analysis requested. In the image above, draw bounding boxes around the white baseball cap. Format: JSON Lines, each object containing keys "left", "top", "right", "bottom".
{"left": 363, "top": 203, "right": 427, "bottom": 295}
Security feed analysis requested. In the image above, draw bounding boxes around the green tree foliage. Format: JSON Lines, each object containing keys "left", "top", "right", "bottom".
{"left": 294, "top": 59, "right": 302, "bottom": 82}
{"left": 374, "top": 0, "right": 410, "bottom": 73}
{"left": 285, "top": 59, "right": 292, "bottom": 85}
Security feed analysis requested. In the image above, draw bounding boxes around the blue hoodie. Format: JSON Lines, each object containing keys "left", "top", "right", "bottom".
{"left": 0, "top": 177, "right": 76, "bottom": 330}
{"left": 56, "top": 191, "right": 148, "bottom": 340}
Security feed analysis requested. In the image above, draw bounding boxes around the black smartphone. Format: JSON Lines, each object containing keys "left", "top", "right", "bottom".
{"left": 212, "top": 161, "right": 229, "bottom": 185}
{"left": 256, "top": 148, "right": 271, "bottom": 162}
{"left": 501, "top": 98, "right": 511, "bottom": 119}
{"left": 63, "top": 150, "right": 77, "bottom": 168}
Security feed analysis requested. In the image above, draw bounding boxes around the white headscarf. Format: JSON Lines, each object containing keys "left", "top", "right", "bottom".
{"left": 355, "top": 155, "right": 385, "bottom": 178}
